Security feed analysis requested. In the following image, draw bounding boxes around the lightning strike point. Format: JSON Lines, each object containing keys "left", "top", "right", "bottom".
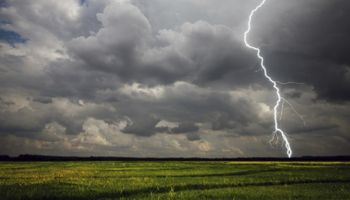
{"left": 244, "top": 0, "right": 293, "bottom": 158}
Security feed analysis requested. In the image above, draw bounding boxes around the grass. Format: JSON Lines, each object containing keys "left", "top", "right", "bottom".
{"left": 0, "top": 161, "right": 349, "bottom": 199}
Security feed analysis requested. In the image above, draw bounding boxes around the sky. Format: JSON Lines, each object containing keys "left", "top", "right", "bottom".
{"left": 0, "top": 0, "right": 349, "bottom": 157}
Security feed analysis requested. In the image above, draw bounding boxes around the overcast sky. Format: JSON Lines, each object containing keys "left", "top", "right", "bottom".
{"left": 0, "top": 0, "right": 349, "bottom": 157}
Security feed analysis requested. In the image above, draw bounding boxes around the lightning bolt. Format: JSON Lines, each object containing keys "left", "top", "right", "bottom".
{"left": 244, "top": 0, "right": 292, "bottom": 158}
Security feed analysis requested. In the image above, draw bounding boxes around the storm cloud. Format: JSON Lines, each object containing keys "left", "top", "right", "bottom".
{"left": 0, "top": 0, "right": 349, "bottom": 157}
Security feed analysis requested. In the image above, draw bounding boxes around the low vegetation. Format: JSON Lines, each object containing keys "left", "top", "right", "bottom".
{"left": 0, "top": 161, "right": 349, "bottom": 199}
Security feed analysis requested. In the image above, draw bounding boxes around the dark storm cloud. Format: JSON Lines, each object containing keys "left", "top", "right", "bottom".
{"left": 171, "top": 122, "right": 199, "bottom": 134}
{"left": 68, "top": 17, "right": 259, "bottom": 87}
{"left": 122, "top": 115, "right": 162, "bottom": 136}
{"left": 290, "top": 124, "right": 339, "bottom": 135}
{"left": 32, "top": 97, "right": 53, "bottom": 104}
{"left": 112, "top": 82, "right": 269, "bottom": 139}
{"left": 45, "top": 60, "right": 123, "bottom": 99}
{"left": 0, "top": 0, "right": 349, "bottom": 156}
{"left": 170, "top": 123, "right": 201, "bottom": 141}
{"left": 0, "top": 107, "right": 47, "bottom": 135}
{"left": 251, "top": 0, "right": 350, "bottom": 102}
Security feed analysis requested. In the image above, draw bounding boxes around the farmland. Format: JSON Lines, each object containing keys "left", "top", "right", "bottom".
{"left": 0, "top": 161, "right": 349, "bottom": 199}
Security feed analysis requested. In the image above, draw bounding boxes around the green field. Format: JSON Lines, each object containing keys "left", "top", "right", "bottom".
{"left": 0, "top": 161, "right": 349, "bottom": 200}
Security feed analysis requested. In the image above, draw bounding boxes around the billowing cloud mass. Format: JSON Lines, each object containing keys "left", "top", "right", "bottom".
{"left": 0, "top": 0, "right": 349, "bottom": 157}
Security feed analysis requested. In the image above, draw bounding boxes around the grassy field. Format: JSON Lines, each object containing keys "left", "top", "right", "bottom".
{"left": 0, "top": 161, "right": 349, "bottom": 200}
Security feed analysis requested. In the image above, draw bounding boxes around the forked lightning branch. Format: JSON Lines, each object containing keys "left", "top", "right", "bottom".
{"left": 243, "top": 0, "right": 293, "bottom": 158}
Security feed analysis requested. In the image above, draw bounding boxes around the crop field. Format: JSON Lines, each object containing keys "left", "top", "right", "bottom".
{"left": 0, "top": 161, "right": 349, "bottom": 200}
